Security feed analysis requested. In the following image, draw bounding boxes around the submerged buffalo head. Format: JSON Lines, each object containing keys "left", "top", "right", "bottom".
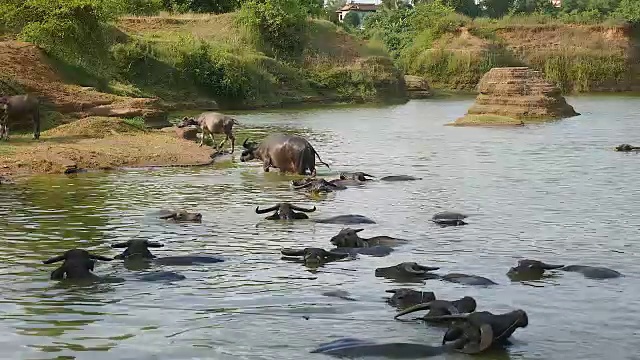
{"left": 330, "top": 228, "right": 370, "bottom": 248}
{"left": 507, "top": 259, "right": 564, "bottom": 281}
{"left": 339, "top": 172, "right": 374, "bottom": 181}
{"left": 43, "top": 249, "right": 113, "bottom": 280}
{"left": 385, "top": 288, "right": 436, "bottom": 310}
{"left": 111, "top": 239, "right": 164, "bottom": 260}
{"left": 159, "top": 210, "right": 202, "bottom": 223}
{"left": 615, "top": 144, "right": 639, "bottom": 152}
{"left": 394, "top": 296, "right": 477, "bottom": 321}
{"left": 374, "top": 262, "right": 441, "bottom": 280}
{"left": 240, "top": 138, "right": 259, "bottom": 162}
{"left": 281, "top": 247, "right": 349, "bottom": 267}
{"left": 255, "top": 202, "right": 316, "bottom": 220}
{"left": 437, "top": 309, "right": 529, "bottom": 354}
{"left": 292, "top": 178, "right": 345, "bottom": 192}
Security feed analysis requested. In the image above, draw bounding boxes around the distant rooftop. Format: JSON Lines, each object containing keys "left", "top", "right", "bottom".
{"left": 336, "top": 3, "right": 380, "bottom": 12}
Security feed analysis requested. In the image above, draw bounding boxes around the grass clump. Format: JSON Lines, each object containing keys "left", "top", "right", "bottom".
{"left": 43, "top": 117, "right": 146, "bottom": 138}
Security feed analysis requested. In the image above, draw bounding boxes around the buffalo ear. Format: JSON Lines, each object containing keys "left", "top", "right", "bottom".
{"left": 43, "top": 254, "right": 65, "bottom": 264}
{"left": 111, "top": 241, "right": 130, "bottom": 248}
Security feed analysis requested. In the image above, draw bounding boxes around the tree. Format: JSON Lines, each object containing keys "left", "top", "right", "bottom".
{"left": 161, "top": 0, "right": 241, "bottom": 13}
{"left": 614, "top": 0, "right": 640, "bottom": 22}
{"left": 324, "top": 0, "right": 346, "bottom": 22}
{"left": 480, "top": 0, "right": 514, "bottom": 18}
{"left": 343, "top": 11, "right": 361, "bottom": 28}
{"left": 511, "top": 0, "right": 557, "bottom": 14}
{"left": 443, "top": 0, "right": 480, "bottom": 17}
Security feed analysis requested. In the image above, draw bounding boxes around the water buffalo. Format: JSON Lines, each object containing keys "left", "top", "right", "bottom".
{"left": 380, "top": 175, "right": 422, "bottom": 181}
{"left": 255, "top": 202, "right": 316, "bottom": 220}
{"left": 507, "top": 260, "right": 622, "bottom": 280}
{"left": 178, "top": 112, "right": 238, "bottom": 152}
{"left": 310, "top": 337, "right": 468, "bottom": 358}
{"left": 385, "top": 288, "right": 436, "bottom": 310}
{"left": 42, "top": 249, "right": 112, "bottom": 280}
{"left": 158, "top": 209, "right": 203, "bottom": 223}
{"left": 434, "top": 309, "right": 529, "bottom": 354}
{"left": 615, "top": 144, "right": 640, "bottom": 152}
{"left": 394, "top": 296, "right": 477, "bottom": 322}
{"left": 330, "top": 228, "right": 408, "bottom": 248}
{"left": 340, "top": 172, "right": 422, "bottom": 182}
{"left": 560, "top": 265, "right": 622, "bottom": 279}
{"left": 240, "top": 134, "right": 330, "bottom": 176}
{"left": 313, "top": 215, "right": 376, "bottom": 225}
{"left": 291, "top": 177, "right": 346, "bottom": 192}
{"left": 280, "top": 247, "right": 350, "bottom": 267}
{"left": 111, "top": 239, "right": 224, "bottom": 265}
{"left": 0, "top": 94, "right": 41, "bottom": 140}
{"left": 507, "top": 259, "right": 565, "bottom": 281}
{"left": 375, "top": 262, "right": 441, "bottom": 281}
{"left": 432, "top": 211, "right": 468, "bottom": 226}
{"left": 440, "top": 273, "right": 498, "bottom": 286}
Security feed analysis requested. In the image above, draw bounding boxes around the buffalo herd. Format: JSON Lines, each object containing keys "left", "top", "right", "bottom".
{"left": 0, "top": 107, "right": 624, "bottom": 358}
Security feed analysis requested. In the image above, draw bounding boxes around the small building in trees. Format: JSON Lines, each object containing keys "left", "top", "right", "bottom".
{"left": 336, "top": 2, "right": 380, "bottom": 26}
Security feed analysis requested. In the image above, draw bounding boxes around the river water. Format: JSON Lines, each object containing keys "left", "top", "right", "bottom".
{"left": 0, "top": 95, "right": 639, "bottom": 360}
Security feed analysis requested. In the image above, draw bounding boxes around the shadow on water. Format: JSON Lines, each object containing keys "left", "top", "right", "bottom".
{"left": 0, "top": 97, "right": 639, "bottom": 359}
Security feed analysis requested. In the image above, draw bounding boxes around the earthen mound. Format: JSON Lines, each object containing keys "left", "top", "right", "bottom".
{"left": 453, "top": 67, "right": 579, "bottom": 126}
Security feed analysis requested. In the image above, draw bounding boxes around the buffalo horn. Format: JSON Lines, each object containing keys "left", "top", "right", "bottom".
{"left": 110, "top": 241, "right": 131, "bottom": 248}
{"left": 456, "top": 324, "right": 494, "bottom": 354}
{"left": 281, "top": 248, "right": 306, "bottom": 256}
{"left": 146, "top": 241, "right": 164, "bottom": 248}
{"left": 42, "top": 254, "right": 66, "bottom": 264}
{"left": 395, "top": 302, "right": 463, "bottom": 319}
{"left": 403, "top": 262, "right": 428, "bottom": 275}
{"left": 290, "top": 204, "right": 316, "bottom": 213}
{"left": 255, "top": 204, "right": 279, "bottom": 214}
{"left": 89, "top": 254, "right": 113, "bottom": 261}
{"left": 292, "top": 182, "right": 312, "bottom": 190}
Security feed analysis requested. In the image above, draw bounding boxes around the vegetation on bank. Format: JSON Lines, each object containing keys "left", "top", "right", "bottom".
{"left": 359, "top": 0, "right": 640, "bottom": 92}
{"left": 0, "top": 0, "right": 406, "bottom": 113}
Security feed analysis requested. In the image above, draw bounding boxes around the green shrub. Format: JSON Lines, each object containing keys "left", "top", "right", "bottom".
{"left": 122, "top": 0, "right": 163, "bottom": 15}
{"left": 237, "top": 0, "right": 308, "bottom": 59}
{"left": 343, "top": 11, "right": 361, "bottom": 28}
{"left": 160, "top": 0, "right": 241, "bottom": 13}
{"left": 175, "top": 41, "right": 259, "bottom": 105}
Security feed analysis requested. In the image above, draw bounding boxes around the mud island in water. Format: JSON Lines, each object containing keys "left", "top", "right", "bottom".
{"left": 451, "top": 67, "right": 580, "bottom": 127}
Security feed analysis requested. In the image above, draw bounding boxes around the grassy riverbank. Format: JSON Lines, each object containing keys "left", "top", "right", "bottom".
{"left": 361, "top": 3, "right": 640, "bottom": 93}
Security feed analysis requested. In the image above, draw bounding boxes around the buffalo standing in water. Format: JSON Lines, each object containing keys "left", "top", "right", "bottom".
{"left": 0, "top": 94, "right": 41, "bottom": 140}
{"left": 255, "top": 202, "right": 317, "bottom": 220}
{"left": 240, "top": 134, "right": 330, "bottom": 175}
{"left": 42, "top": 249, "right": 112, "bottom": 281}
